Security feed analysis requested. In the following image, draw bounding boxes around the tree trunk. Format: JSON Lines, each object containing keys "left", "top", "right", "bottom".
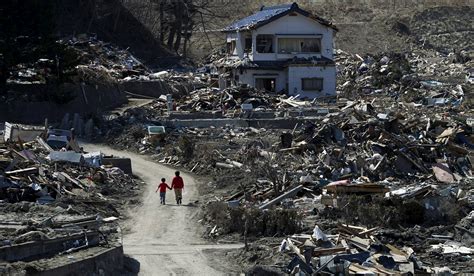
{"left": 200, "top": 11, "right": 213, "bottom": 49}
{"left": 159, "top": 0, "right": 165, "bottom": 43}
{"left": 173, "top": 2, "right": 183, "bottom": 52}
{"left": 166, "top": 4, "right": 176, "bottom": 51}
{"left": 182, "top": 20, "right": 193, "bottom": 58}
{"left": 182, "top": 33, "right": 189, "bottom": 58}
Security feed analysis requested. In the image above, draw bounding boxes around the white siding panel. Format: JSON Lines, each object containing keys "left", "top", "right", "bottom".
{"left": 288, "top": 66, "right": 336, "bottom": 98}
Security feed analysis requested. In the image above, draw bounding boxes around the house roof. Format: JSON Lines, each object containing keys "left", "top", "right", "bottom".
{"left": 222, "top": 3, "right": 337, "bottom": 32}
{"left": 247, "top": 60, "right": 289, "bottom": 70}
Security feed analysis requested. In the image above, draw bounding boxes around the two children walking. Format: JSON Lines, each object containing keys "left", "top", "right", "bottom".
{"left": 155, "top": 171, "right": 185, "bottom": 205}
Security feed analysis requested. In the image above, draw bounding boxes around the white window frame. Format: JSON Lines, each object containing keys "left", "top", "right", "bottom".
{"left": 276, "top": 34, "right": 322, "bottom": 54}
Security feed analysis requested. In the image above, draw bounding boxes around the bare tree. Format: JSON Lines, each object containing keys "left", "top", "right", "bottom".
{"left": 122, "top": 0, "right": 234, "bottom": 56}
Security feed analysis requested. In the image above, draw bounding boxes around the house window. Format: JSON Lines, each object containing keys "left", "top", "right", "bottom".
{"left": 255, "top": 78, "right": 276, "bottom": 92}
{"left": 227, "top": 40, "right": 236, "bottom": 54}
{"left": 302, "top": 78, "right": 323, "bottom": 91}
{"left": 278, "top": 38, "right": 321, "bottom": 53}
{"left": 256, "top": 35, "right": 274, "bottom": 53}
{"left": 244, "top": 37, "right": 252, "bottom": 52}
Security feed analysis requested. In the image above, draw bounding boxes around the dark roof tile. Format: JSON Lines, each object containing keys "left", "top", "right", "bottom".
{"left": 223, "top": 3, "right": 337, "bottom": 32}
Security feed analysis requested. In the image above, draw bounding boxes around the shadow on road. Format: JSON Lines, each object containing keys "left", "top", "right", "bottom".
{"left": 119, "top": 255, "right": 140, "bottom": 276}
{"left": 164, "top": 203, "right": 197, "bottom": 208}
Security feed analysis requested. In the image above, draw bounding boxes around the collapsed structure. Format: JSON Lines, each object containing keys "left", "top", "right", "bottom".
{"left": 0, "top": 124, "right": 140, "bottom": 275}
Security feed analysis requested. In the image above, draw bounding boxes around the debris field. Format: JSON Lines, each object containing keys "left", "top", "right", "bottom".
{"left": 1, "top": 1, "right": 473, "bottom": 275}
{"left": 87, "top": 46, "right": 474, "bottom": 275}
{"left": 0, "top": 124, "right": 142, "bottom": 275}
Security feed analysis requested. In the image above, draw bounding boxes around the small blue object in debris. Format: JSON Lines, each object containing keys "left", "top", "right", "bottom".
{"left": 148, "top": 126, "right": 166, "bottom": 135}
{"left": 37, "top": 195, "right": 55, "bottom": 204}
{"left": 227, "top": 200, "right": 240, "bottom": 208}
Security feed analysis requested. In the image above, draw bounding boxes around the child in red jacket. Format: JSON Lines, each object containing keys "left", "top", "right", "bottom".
{"left": 156, "top": 178, "right": 171, "bottom": 205}
{"left": 171, "top": 171, "right": 184, "bottom": 205}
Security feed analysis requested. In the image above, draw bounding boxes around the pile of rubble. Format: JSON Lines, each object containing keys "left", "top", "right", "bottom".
{"left": 278, "top": 223, "right": 469, "bottom": 275}
{"left": 98, "top": 94, "right": 473, "bottom": 272}
{"left": 177, "top": 86, "right": 273, "bottom": 112}
{"left": 336, "top": 49, "right": 473, "bottom": 108}
{"left": 6, "top": 34, "right": 148, "bottom": 86}
{"left": 0, "top": 131, "right": 138, "bottom": 208}
{"left": 172, "top": 86, "right": 312, "bottom": 112}
{"left": 135, "top": 96, "right": 474, "bottom": 185}
{"left": 101, "top": 85, "right": 314, "bottom": 125}
{"left": 0, "top": 125, "right": 141, "bottom": 274}
{"left": 89, "top": 46, "right": 473, "bottom": 273}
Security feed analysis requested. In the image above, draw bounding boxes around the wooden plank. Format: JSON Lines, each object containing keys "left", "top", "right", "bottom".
{"left": 349, "top": 263, "right": 398, "bottom": 275}
{"left": 312, "top": 246, "right": 347, "bottom": 257}
{"left": 359, "top": 226, "right": 379, "bottom": 237}
{"left": 59, "top": 172, "right": 85, "bottom": 190}
{"left": 5, "top": 167, "right": 38, "bottom": 175}
{"left": 348, "top": 236, "right": 371, "bottom": 248}
{"left": 287, "top": 238, "right": 306, "bottom": 261}
{"left": 259, "top": 185, "right": 304, "bottom": 209}
{"left": 340, "top": 239, "right": 349, "bottom": 249}
{"left": 11, "top": 149, "right": 29, "bottom": 161}
{"left": 67, "top": 139, "right": 81, "bottom": 153}
{"left": 36, "top": 137, "right": 53, "bottom": 152}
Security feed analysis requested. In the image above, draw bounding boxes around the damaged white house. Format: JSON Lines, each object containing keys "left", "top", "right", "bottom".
{"left": 219, "top": 3, "right": 338, "bottom": 99}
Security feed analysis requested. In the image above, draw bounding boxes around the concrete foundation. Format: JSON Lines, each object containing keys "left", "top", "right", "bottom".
{"left": 157, "top": 107, "right": 337, "bottom": 129}
{"left": 0, "top": 232, "right": 100, "bottom": 262}
{"left": 32, "top": 245, "right": 124, "bottom": 276}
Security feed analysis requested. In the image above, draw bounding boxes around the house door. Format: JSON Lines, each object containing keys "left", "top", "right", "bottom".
{"left": 255, "top": 78, "right": 276, "bottom": 92}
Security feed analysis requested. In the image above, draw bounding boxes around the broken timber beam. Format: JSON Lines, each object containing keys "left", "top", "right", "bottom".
{"left": 259, "top": 185, "right": 303, "bottom": 210}
{"left": 5, "top": 167, "right": 38, "bottom": 175}
{"left": 36, "top": 137, "right": 54, "bottom": 152}
{"left": 312, "top": 247, "right": 348, "bottom": 257}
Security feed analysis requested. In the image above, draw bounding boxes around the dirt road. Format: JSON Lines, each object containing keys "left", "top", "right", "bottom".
{"left": 82, "top": 143, "right": 242, "bottom": 275}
